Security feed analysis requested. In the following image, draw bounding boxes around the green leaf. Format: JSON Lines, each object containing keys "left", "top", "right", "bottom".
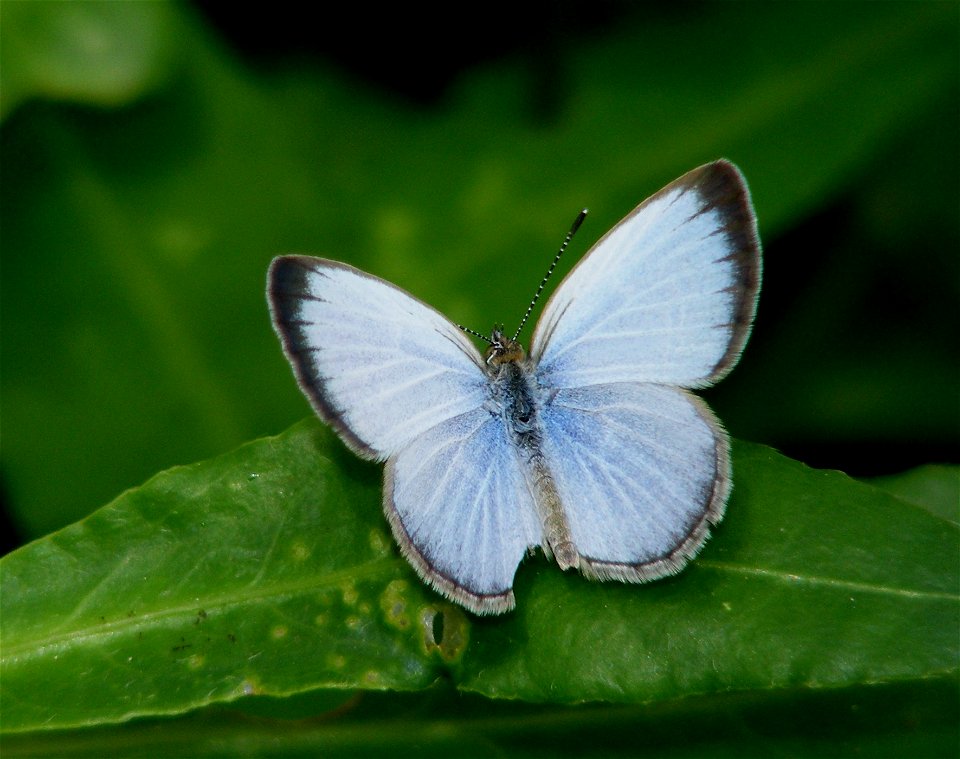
{"left": 3, "top": 422, "right": 956, "bottom": 737}
{"left": 1, "top": 421, "right": 442, "bottom": 733}
{"left": 460, "top": 443, "right": 959, "bottom": 702}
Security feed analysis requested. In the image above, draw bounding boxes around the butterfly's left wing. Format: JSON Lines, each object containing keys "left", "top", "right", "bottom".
{"left": 268, "top": 256, "right": 488, "bottom": 461}
{"left": 539, "top": 382, "right": 727, "bottom": 581}
{"left": 531, "top": 160, "right": 760, "bottom": 390}
{"left": 271, "top": 257, "right": 544, "bottom": 613}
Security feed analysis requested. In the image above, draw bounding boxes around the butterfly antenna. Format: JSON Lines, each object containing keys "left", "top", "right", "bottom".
{"left": 458, "top": 323, "right": 494, "bottom": 344}
{"left": 512, "top": 209, "right": 588, "bottom": 341}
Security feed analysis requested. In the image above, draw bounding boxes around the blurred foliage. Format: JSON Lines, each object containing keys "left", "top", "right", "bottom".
{"left": 1, "top": 2, "right": 956, "bottom": 539}
{"left": 2, "top": 680, "right": 958, "bottom": 758}
{"left": 0, "top": 1, "right": 958, "bottom": 756}
{"left": 0, "top": 1, "right": 177, "bottom": 118}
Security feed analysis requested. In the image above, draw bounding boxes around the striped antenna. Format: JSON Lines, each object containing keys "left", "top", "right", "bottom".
{"left": 512, "top": 209, "right": 588, "bottom": 341}
{"left": 457, "top": 323, "right": 494, "bottom": 344}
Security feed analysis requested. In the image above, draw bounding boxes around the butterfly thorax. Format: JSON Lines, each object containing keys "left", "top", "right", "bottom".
{"left": 484, "top": 329, "right": 539, "bottom": 433}
{"left": 483, "top": 328, "right": 526, "bottom": 367}
{"left": 491, "top": 359, "right": 539, "bottom": 437}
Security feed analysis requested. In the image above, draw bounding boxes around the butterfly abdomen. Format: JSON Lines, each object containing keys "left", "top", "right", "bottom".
{"left": 492, "top": 359, "right": 579, "bottom": 572}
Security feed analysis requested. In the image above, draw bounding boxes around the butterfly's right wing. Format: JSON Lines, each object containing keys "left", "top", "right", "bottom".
{"left": 385, "top": 407, "right": 543, "bottom": 614}
{"left": 268, "top": 256, "right": 488, "bottom": 460}
{"left": 531, "top": 160, "right": 760, "bottom": 390}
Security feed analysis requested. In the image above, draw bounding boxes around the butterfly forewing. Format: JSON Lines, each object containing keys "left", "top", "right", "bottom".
{"left": 531, "top": 160, "right": 760, "bottom": 390}
{"left": 268, "top": 256, "right": 488, "bottom": 460}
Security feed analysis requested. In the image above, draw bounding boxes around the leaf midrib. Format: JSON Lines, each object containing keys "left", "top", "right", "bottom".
{"left": 697, "top": 560, "right": 958, "bottom": 602}
{"left": 2, "top": 556, "right": 401, "bottom": 660}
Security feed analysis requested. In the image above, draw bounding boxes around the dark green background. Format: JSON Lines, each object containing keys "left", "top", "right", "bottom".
{"left": 2, "top": 1, "right": 957, "bottom": 542}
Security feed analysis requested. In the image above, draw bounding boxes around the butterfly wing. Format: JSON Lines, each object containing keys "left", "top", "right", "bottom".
{"left": 540, "top": 383, "right": 727, "bottom": 580}
{"left": 529, "top": 160, "right": 760, "bottom": 580}
{"left": 531, "top": 160, "right": 761, "bottom": 390}
{"left": 385, "top": 407, "right": 542, "bottom": 614}
{"left": 269, "top": 256, "right": 542, "bottom": 612}
{"left": 268, "top": 256, "right": 488, "bottom": 460}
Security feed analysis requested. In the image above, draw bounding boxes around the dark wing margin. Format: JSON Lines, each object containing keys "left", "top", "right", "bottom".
{"left": 267, "top": 255, "right": 378, "bottom": 459}
{"left": 683, "top": 160, "right": 762, "bottom": 382}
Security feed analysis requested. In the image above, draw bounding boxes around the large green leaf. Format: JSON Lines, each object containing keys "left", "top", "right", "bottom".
{"left": 3, "top": 421, "right": 956, "bottom": 737}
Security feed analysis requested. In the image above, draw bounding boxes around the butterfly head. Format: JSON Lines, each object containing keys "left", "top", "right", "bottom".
{"left": 484, "top": 327, "right": 526, "bottom": 367}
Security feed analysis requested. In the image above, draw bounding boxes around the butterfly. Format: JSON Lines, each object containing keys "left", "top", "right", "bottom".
{"left": 267, "top": 160, "right": 761, "bottom": 615}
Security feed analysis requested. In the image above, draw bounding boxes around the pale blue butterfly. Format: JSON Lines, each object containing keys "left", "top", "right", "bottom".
{"left": 267, "top": 160, "right": 761, "bottom": 615}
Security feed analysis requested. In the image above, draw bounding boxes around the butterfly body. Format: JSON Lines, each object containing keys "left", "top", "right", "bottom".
{"left": 485, "top": 345, "right": 580, "bottom": 571}
{"left": 268, "top": 160, "right": 761, "bottom": 615}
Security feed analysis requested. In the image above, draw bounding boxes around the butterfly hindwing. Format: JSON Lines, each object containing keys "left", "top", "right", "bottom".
{"left": 539, "top": 382, "right": 728, "bottom": 580}
{"left": 268, "top": 256, "right": 488, "bottom": 460}
{"left": 531, "top": 160, "right": 760, "bottom": 391}
{"left": 385, "top": 407, "right": 543, "bottom": 614}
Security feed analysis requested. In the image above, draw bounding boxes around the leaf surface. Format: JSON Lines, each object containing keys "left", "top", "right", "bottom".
{"left": 3, "top": 422, "right": 956, "bottom": 733}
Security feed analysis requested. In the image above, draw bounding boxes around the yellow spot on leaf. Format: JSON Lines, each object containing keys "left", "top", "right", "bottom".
{"left": 368, "top": 529, "right": 390, "bottom": 555}
{"left": 380, "top": 580, "right": 411, "bottom": 630}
